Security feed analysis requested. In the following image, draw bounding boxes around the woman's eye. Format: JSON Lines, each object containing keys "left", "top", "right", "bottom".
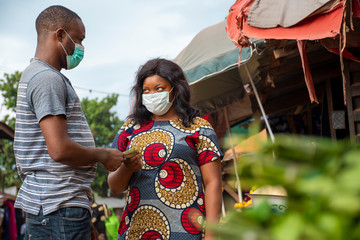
{"left": 143, "top": 89, "right": 149, "bottom": 93}
{"left": 156, "top": 87, "right": 164, "bottom": 91}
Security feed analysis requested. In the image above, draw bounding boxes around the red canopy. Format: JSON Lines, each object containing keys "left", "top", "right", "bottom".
{"left": 226, "top": 0, "right": 345, "bottom": 46}
{"left": 226, "top": 0, "right": 360, "bottom": 103}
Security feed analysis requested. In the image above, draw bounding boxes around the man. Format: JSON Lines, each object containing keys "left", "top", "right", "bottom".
{"left": 14, "top": 5, "right": 125, "bottom": 239}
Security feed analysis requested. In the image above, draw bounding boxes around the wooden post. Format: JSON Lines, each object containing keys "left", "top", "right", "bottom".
{"left": 306, "top": 103, "right": 313, "bottom": 135}
{"left": 344, "top": 60, "right": 356, "bottom": 140}
{"left": 223, "top": 107, "right": 243, "bottom": 203}
{"left": 326, "top": 81, "right": 336, "bottom": 139}
{"left": 244, "top": 64, "right": 275, "bottom": 143}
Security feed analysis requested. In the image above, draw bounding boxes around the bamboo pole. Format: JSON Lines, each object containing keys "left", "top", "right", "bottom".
{"left": 244, "top": 64, "right": 275, "bottom": 143}
{"left": 223, "top": 107, "right": 243, "bottom": 203}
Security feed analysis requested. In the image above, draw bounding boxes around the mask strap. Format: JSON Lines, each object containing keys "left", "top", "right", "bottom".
{"left": 64, "top": 30, "right": 76, "bottom": 45}
{"left": 169, "top": 87, "right": 175, "bottom": 103}
{"left": 59, "top": 42, "right": 69, "bottom": 56}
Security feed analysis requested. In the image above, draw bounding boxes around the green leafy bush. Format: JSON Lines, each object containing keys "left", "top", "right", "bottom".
{"left": 216, "top": 135, "right": 360, "bottom": 240}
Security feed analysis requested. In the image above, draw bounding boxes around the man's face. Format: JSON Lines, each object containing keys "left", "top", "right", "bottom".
{"left": 64, "top": 18, "right": 85, "bottom": 55}
{"left": 58, "top": 18, "right": 85, "bottom": 69}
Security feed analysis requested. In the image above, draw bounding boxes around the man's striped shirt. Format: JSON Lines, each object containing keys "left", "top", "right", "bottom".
{"left": 14, "top": 58, "right": 96, "bottom": 215}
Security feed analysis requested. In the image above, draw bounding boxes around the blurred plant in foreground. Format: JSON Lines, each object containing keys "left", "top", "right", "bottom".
{"left": 214, "top": 134, "right": 360, "bottom": 240}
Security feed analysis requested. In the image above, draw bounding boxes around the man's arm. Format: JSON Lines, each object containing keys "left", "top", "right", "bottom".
{"left": 40, "top": 115, "right": 123, "bottom": 171}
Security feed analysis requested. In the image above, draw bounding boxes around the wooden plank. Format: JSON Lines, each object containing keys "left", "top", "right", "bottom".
{"left": 306, "top": 103, "right": 313, "bottom": 135}
{"left": 349, "top": 61, "right": 360, "bottom": 72}
{"left": 273, "top": 48, "right": 298, "bottom": 59}
{"left": 345, "top": 60, "right": 356, "bottom": 138}
{"left": 351, "top": 83, "right": 360, "bottom": 97}
{"left": 354, "top": 109, "right": 360, "bottom": 122}
{"left": 286, "top": 115, "right": 298, "bottom": 134}
{"left": 326, "top": 81, "right": 336, "bottom": 139}
{"left": 223, "top": 182, "right": 239, "bottom": 202}
{"left": 262, "top": 61, "right": 341, "bottom": 98}
{"left": 0, "top": 192, "right": 16, "bottom": 202}
{"left": 0, "top": 122, "right": 14, "bottom": 140}
{"left": 263, "top": 89, "right": 310, "bottom": 116}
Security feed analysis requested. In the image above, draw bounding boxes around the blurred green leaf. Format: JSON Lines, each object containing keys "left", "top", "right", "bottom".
{"left": 215, "top": 129, "right": 360, "bottom": 240}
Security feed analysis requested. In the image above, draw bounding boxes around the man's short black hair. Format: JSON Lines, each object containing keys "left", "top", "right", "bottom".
{"left": 36, "top": 5, "right": 81, "bottom": 36}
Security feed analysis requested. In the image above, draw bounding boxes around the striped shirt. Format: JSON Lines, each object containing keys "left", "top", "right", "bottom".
{"left": 14, "top": 58, "right": 96, "bottom": 215}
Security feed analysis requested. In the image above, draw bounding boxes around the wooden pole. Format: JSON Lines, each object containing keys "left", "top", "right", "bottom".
{"left": 326, "top": 81, "right": 336, "bottom": 140}
{"left": 223, "top": 107, "right": 243, "bottom": 203}
{"left": 244, "top": 64, "right": 275, "bottom": 143}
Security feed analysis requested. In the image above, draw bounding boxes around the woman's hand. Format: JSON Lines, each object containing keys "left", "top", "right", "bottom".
{"left": 108, "top": 153, "right": 142, "bottom": 194}
{"left": 123, "top": 154, "right": 143, "bottom": 172}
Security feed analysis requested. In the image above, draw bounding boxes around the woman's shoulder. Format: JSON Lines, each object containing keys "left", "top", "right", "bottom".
{"left": 119, "top": 119, "right": 156, "bottom": 134}
{"left": 119, "top": 119, "right": 136, "bottom": 131}
{"left": 173, "top": 117, "right": 213, "bottom": 131}
{"left": 192, "top": 116, "right": 213, "bottom": 129}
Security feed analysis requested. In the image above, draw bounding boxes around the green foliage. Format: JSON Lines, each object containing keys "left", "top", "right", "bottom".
{"left": 216, "top": 135, "right": 360, "bottom": 240}
{"left": 81, "top": 93, "right": 123, "bottom": 147}
{"left": 0, "top": 71, "right": 21, "bottom": 113}
{"left": 81, "top": 94, "right": 124, "bottom": 197}
{"left": 0, "top": 71, "right": 21, "bottom": 189}
{"left": 0, "top": 140, "right": 21, "bottom": 188}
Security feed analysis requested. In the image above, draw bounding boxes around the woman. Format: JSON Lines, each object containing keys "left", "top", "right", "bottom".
{"left": 108, "top": 58, "right": 222, "bottom": 240}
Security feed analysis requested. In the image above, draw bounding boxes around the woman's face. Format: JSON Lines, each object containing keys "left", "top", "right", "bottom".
{"left": 142, "top": 75, "right": 175, "bottom": 102}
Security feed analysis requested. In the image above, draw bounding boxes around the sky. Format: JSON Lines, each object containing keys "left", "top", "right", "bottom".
{"left": 0, "top": 0, "right": 234, "bottom": 120}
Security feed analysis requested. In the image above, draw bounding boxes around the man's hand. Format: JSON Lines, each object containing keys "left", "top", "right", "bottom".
{"left": 101, "top": 149, "right": 124, "bottom": 172}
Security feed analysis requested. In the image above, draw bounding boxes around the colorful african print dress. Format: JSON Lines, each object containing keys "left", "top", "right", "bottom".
{"left": 111, "top": 117, "right": 223, "bottom": 240}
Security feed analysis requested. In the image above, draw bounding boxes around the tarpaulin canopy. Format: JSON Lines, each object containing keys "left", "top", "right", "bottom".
{"left": 247, "top": 0, "right": 337, "bottom": 29}
{"left": 226, "top": 0, "right": 352, "bottom": 104}
{"left": 226, "top": 0, "right": 345, "bottom": 43}
{"left": 174, "top": 20, "right": 260, "bottom": 115}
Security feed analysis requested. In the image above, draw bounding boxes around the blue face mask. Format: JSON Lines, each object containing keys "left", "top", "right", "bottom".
{"left": 59, "top": 31, "right": 84, "bottom": 70}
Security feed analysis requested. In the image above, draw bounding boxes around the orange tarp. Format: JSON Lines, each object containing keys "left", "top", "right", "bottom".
{"left": 226, "top": 0, "right": 346, "bottom": 104}
{"left": 226, "top": 0, "right": 345, "bottom": 46}
{"left": 223, "top": 129, "right": 267, "bottom": 160}
{"left": 241, "top": 6, "right": 344, "bottom": 40}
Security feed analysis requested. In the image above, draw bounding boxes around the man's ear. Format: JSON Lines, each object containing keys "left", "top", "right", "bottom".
{"left": 56, "top": 28, "right": 65, "bottom": 42}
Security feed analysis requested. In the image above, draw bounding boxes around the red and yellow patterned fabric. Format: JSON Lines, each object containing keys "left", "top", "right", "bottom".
{"left": 111, "top": 117, "right": 223, "bottom": 240}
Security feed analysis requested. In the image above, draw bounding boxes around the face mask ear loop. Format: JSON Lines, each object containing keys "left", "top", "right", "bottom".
{"left": 169, "top": 87, "right": 175, "bottom": 104}
{"left": 64, "top": 30, "right": 76, "bottom": 45}
{"left": 59, "top": 41, "right": 69, "bottom": 56}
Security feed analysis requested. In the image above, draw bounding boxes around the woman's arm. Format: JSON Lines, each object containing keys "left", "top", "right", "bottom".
{"left": 108, "top": 154, "right": 142, "bottom": 194}
{"left": 200, "top": 159, "right": 222, "bottom": 240}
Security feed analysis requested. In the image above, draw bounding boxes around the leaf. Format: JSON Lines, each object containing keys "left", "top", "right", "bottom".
{"left": 272, "top": 213, "right": 304, "bottom": 240}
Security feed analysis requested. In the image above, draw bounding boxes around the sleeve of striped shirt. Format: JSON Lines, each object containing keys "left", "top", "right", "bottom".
{"left": 26, "top": 70, "right": 67, "bottom": 122}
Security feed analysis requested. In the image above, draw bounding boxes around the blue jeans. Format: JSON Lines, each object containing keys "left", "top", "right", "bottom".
{"left": 25, "top": 207, "right": 91, "bottom": 240}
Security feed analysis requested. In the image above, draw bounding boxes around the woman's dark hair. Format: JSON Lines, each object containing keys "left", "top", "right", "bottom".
{"left": 128, "top": 58, "right": 199, "bottom": 127}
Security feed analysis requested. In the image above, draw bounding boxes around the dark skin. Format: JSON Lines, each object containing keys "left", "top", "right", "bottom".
{"left": 35, "top": 18, "right": 140, "bottom": 171}
{"left": 108, "top": 75, "right": 221, "bottom": 240}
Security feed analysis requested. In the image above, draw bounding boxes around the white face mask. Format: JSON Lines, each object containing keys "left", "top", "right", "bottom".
{"left": 142, "top": 88, "right": 174, "bottom": 116}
